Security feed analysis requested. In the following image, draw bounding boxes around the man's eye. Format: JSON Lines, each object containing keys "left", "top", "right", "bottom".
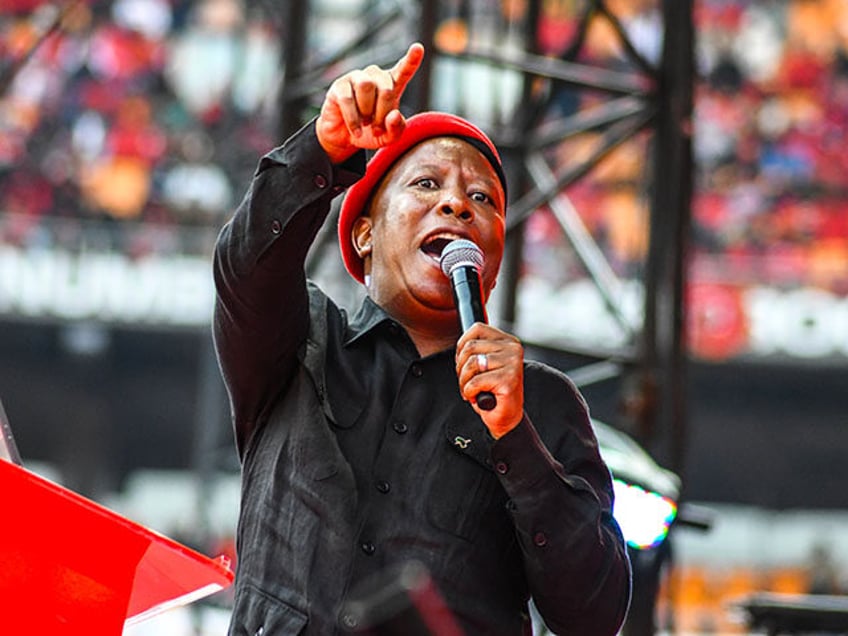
{"left": 471, "top": 191, "right": 492, "bottom": 204}
{"left": 415, "top": 178, "right": 437, "bottom": 189}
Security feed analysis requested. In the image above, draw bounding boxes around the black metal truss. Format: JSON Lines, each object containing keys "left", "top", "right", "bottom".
{"left": 276, "top": 0, "right": 693, "bottom": 479}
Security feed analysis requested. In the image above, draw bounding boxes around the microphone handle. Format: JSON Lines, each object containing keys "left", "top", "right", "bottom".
{"left": 450, "top": 267, "right": 497, "bottom": 411}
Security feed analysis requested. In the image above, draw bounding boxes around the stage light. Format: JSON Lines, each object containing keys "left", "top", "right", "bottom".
{"left": 612, "top": 478, "right": 678, "bottom": 550}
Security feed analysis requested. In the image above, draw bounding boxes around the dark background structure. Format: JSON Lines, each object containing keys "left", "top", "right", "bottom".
{"left": 2, "top": 0, "right": 844, "bottom": 506}
{"left": 1, "top": 0, "right": 847, "bottom": 633}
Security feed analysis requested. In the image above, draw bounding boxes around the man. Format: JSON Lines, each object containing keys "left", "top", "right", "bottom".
{"left": 213, "top": 43, "right": 631, "bottom": 635}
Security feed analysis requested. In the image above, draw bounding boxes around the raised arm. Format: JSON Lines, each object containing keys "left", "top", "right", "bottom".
{"left": 212, "top": 44, "right": 425, "bottom": 455}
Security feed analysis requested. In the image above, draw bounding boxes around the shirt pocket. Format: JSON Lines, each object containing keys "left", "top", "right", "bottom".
{"left": 228, "top": 583, "right": 308, "bottom": 636}
{"left": 426, "top": 429, "right": 505, "bottom": 542}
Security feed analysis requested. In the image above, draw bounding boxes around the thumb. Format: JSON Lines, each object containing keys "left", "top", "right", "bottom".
{"left": 382, "top": 110, "right": 407, "bottom": 143}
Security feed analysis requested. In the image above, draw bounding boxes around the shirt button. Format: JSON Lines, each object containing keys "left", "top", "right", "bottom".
{"left": 392, "top": 420, "right": 408, "bottom": 434}
{"left": 534, "top": 532, "right": 548, "bottom": 547}
{"left": 254, "top": 627, "right": 265, "bottom": 636}
{"left": 376, "top": 480, "right": 390, "bottom": 494}
{"left": 270, "top": 219, "right": 282, "bottom": 234}
{"left": 313, "top": 173, "right": 328, "bottom": 188}
{"left": 410, "top": 363, "right": 423, "bottom": 377}
{"left": 495, "top": 461, "right": 509, "bottom": 475}
{"left": 361, "top": 541, "right": 376, "bottom": 555}
{"left": 340, "top": 613, "right": 358, "bottom": 629}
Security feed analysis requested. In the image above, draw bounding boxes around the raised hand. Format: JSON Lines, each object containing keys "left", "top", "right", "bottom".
{"left": 316, "top": 43, "right": 425, "bottom": 164}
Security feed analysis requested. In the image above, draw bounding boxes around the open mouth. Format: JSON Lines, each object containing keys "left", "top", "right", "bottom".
{"left": 420, "top": 234, "right": 464, "bottom": 261}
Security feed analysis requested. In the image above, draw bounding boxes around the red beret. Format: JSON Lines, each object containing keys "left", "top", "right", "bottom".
{"left": 337, "top": 111, "right": 506, "bottom": 284}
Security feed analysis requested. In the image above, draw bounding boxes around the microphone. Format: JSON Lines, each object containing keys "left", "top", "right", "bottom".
{"left": 439, "top": 239, "right": 497, "bottom": 411}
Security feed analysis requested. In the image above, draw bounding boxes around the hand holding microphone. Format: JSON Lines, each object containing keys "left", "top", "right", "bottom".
{"left": 440, "top": 239, "right": 525, "bottom": 438}
{"left": 439, "top": 239, "right": 497, "bottom": 411}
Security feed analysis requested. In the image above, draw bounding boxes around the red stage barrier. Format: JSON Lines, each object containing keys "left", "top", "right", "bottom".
{"left": 0, "top": 459, "right": 234, "bottom": 634}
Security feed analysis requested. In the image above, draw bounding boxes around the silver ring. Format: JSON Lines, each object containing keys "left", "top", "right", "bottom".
{"left": 476, "top": 353, "right": 488, "bottom": 372}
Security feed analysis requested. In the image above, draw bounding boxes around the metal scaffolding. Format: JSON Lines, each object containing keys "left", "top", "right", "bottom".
{"left": 271, "top": 7, "right": 694, "bottom": 632}
{"left": 273, "top": 0, "right": 694, "bottom": 475}
{"left": 0, "top": 1, "right": 693, "bottom": 633}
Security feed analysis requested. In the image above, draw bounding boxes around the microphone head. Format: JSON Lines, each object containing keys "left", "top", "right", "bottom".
{"left": 439, "top": 239, "right": 484, "bottom": 277}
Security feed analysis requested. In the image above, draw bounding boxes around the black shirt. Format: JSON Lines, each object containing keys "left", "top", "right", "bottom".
{"left": 213, "top": 120, "right": 631, "bottom": 636}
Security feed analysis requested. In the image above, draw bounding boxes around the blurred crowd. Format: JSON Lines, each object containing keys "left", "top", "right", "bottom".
{"left": 692, "top": 0, "right": 848, "bottom": 294}
{"left": 521, "top": 0, "right": 848, "bottom": 294}
{"left": 0, "top": 0, "right": 280, "bottom": 255}
{"left": 1, "top": 0, "right": 847, "bottom": 291}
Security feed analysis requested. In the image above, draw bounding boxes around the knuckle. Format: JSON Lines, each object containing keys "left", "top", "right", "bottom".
{"left": 352, "top": 79, "right": 375, "bottom": 94}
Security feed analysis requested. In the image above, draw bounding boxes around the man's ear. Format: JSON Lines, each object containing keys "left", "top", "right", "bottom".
{"left": 351, "top": 216, "right": 373, "bottom": 258}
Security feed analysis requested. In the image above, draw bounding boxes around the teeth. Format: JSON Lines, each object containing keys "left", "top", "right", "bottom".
{"left": 424, "top": 233, "right": 462, "bottom": 246}
{"left": 422, "top": 233, "right": 467, "bottom": 260}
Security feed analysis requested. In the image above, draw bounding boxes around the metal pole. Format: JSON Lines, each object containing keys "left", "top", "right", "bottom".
{"left": 410, "top": 0, "right": 437, "bottom": 113}
{"left": 640, "top": 0, "right": 694, "bottom": 485}
{"left": 498, "top": 0, "right": 542, "bottom": 330}
{"left": 191, "top": 332, "right": 230, "bottom": 550}
{"left": 278, "top": 0, "right": 311, "bottom": 140}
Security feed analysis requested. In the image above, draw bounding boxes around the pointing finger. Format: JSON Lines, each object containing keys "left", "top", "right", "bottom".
{"left": 372, "top": 43, "right": 424, "bottom": 128}
{"left": 390, "top": 42, "right": 425, "bottom": 95}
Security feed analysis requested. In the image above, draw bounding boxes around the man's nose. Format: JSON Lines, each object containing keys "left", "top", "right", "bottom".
{"left": 439, "top": 192, "right": 474, "bottom": 222}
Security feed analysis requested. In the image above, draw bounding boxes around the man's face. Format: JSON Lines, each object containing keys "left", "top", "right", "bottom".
{"left": 352, "top": 137, "right": 506, "bottom": 333}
